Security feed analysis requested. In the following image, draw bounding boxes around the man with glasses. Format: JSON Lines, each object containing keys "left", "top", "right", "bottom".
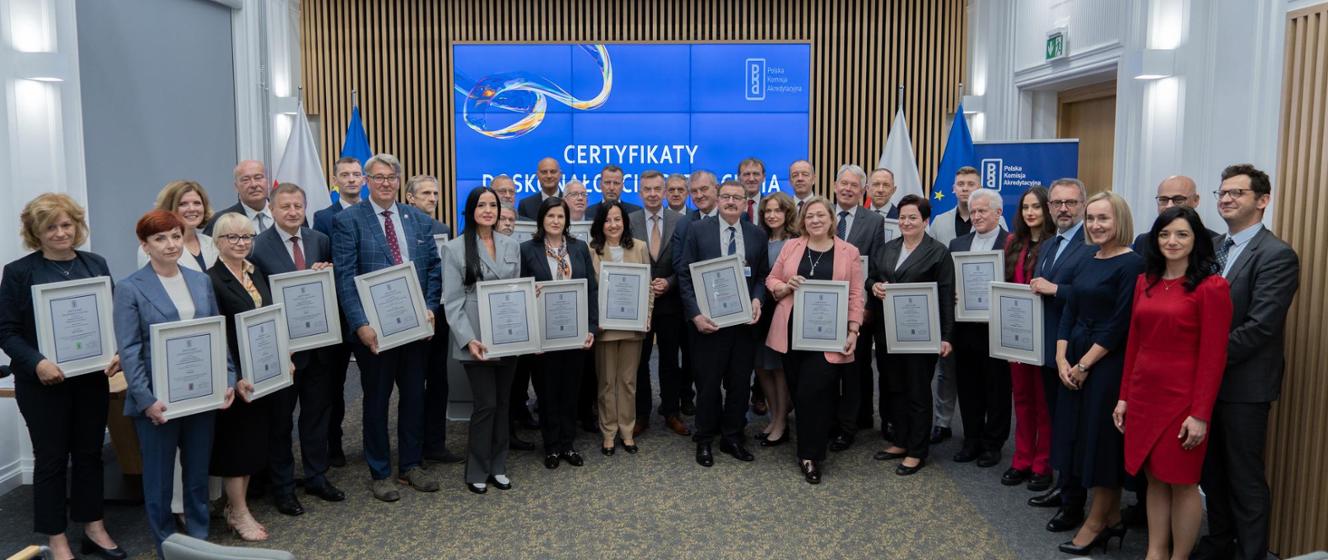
{"left": 247, "top": 182, "right": 346, "bottom": 513}
{"left": 491, "top": 175, "right": 518, "bottom": 208}
{"left": 1026, "top": 177, "right": 1095, "bottom": 532}
{"left": 331, "top": 153, "right": 443, "bottom": 502}
{"left": 519, "top": 157, "right": 563, "bottom": 220}
{"left": 1131, "top": 175, "right": 1219, "bottom": 259}
{"left": 1194, "top": 164, "right": 1299, "bottom": 560}
{"left": 206, "top": 160, "right": 274, "bottom": 235}
{"left": 564, "top": 181, "right": 589, "bottom": 221}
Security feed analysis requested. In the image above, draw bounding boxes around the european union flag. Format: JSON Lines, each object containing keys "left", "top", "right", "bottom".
{"left": 337, "top": 104, "right": 372, "bottom": 204}
{"left": 929, "top": 103, "right": 976, "bottom": 221}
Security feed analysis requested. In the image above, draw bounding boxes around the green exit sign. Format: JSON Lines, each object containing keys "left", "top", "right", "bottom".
{"left": 1046, "top": 28, "right": 1067, "bottom": 61}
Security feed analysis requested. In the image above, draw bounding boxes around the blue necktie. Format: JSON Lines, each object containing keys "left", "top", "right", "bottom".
{"left": 837, "top": 211, "right": 849, "bottom": 239}
{"left": 1041, "top": 235, "right": 1063, "bottom": 275}
{"left": 726, "top": 226, "right": 737, "bottom": 256}
{"left": 1215, "top": 236, "right": 1236, "bottom": 275}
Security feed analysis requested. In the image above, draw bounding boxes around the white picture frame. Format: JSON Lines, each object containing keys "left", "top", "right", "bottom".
{"left": 150, "top": 316, "right": 228, "bottom": 420}
{"left": 477, "top": 277, "right": 541, "bottom": 359}
{"left": 433, "top": 233, "right": 450, "bottom": 260}
{"left": 598, "top": 262, "right": 651, "bottom": 332}
{"left": 536, "top": 279, "right": 589, "bottom": 351}
{"left": 689, "top": 254, "right": 753, "bottom": 329}
{"left": 791, "top": 279, "right": 850, "bottom": 352}
{"left": 353, "top": 262, "right": 432, "bottom": 352}
{"left": 510, "top": 222, "right": 536, "bottom": 245}
{"left": 953, "top": 250, "right": 1004, "bottom": 322}
{"left": 882, "top": 218, "right": 901, "bottom": 242}
{"left": 881, "top": 282, "right": 942, "bottom": 354}
{"left": 988, "top": 282, "right": 1045, "bottom": 366}
{"left": 31, "top": 276, "right": 116, "bottom": 377}
{"left": 268, "top": 268, "right": 342, "bottom": 352}
{"left": 234, "top": 304, "right": 294, "bottom": 400}
{"left": 568, "top": 221, "right": 593, "bottom": 244}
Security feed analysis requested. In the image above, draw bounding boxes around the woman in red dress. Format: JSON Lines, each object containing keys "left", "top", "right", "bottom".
{"left": 1114, "top": 206, "right": 1231, "bottom": 560}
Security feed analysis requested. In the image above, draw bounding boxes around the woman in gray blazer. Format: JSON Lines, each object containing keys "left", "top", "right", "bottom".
{"left": 441, "top": 187, "right": 523, "bottom": 494}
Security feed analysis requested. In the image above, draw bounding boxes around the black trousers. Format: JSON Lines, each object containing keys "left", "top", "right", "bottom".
{"left": 324, "top": 340, "right": 352, "bottom": 455}
{"left": 14, "top": 374, "right": 107, "bottom": 535}
{"left": 954, "top": 333, "right": 1013, "bottom": 453}
{"left": 879, "top": 346, "right": 937, "bottom": 460}
{"left": 1200, "top": 401, "right": 1272, "bottom": 560}
{"left": 638, "top": 313, "right": 688, "bottom": 418}
{"left": 854, "top": 321, "right": 880, "bottom": 428}
{"left": 536, "top": 349, "right": 584, "bottom": 454}
{"left": 510, "top": 355, "right": 536, "bottom": 423}
{"left": 690, "top": 324, "right": 755, "bottom": 444}
{"left": 463, "top": 358, "right": 516, "bottom": 484}
{"left": 785, "top": 350, "right": 845, "bottom": 461}
{"left": 1042, "top": 364, "right": 1086, "bottom": 503}
{"left": 423, "top": 322, "right": 451, "bottom": 457}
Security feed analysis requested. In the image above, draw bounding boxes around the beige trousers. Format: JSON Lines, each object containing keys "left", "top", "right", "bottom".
{"left": 594, "top": 339, "right": 643, "bottom": 440}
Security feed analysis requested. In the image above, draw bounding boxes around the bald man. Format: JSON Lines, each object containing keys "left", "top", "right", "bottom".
{"left": 1131, "top": 175, "right": 1220, "bottom": 259}
{"left": 205, "top": 159, "right": 274, "bottom": 235}
{"left": 518, "top": 157, "right": 563, "bottom": 220}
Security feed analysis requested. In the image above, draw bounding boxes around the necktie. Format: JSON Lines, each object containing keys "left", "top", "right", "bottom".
{"left": 1215, "top": 236, "right": 1236, "bottom": 275}
{"left": 747, "top": 199, "right": 756, "bottom": 222}
{"left": 381, "top": 210, "right": 403, "bottom": 265}
{"left": 837, "top": 211, "right": 850, "bottom": 239}
{"left": 290, "top": 236, "right": 306, "bottom": 270}
{"left": 1041, "top": 235, "right": 1063, "bottom": 275}
{"left": 649, "top": 215, "right": 661, "bottom": 260}
{"left": 726, "top": 226, "right": 737, "bottom": 256}
{"left": 255, "top": 213, "right": 269, "bottom": 233}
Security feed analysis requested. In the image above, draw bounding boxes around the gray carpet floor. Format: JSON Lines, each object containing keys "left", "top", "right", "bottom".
{"left": 0, "top": 358, "right": 1156, "bottom": 559}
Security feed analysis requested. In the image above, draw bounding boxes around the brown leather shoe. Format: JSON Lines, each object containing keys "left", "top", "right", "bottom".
{"left": 665, "top": 415, "right": 691, "bottom": 436}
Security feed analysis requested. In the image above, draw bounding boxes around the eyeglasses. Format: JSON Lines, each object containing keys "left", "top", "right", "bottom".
{"left": 1048, "top": 199, "right": 1081, "bottom": 208}
{"left": 218, "top": 234, "right": 255, "bottom": 245}
{"left": 717, "top": 194, "right": 745, "bottom": 202}
{"left": 564, "top": 192, "right": 587, "bottom": 199}
{"left": 1213, "top": 188, "right": 1250, "bottom": 200}
{"left": 1156, "top": 195, "right": 1192, "bottom": 206}
{"left": 368, "top": 174, "right": 400, "bottom": 183}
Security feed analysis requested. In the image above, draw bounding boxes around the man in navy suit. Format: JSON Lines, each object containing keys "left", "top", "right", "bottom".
{"left": 867, "top": 167, "right": 901, "bottom": 220}
{"left": 947, "top": 189, "right": 1011, "bottom": 469}
{"left": 518, "top": 158, "right": 563, "bottom": 221}
{"left": 311, "top": 156, "right": 365, "bottom": 466}
{"left": 403, "top": 174, "right": 464, "bottom": 464}
{"left": 1130, "top": 175, "right": 1220, "bottom": 258}
{"left": 249, "top": 183, "right": 346, "bottom": 512}
{"left": 1028, "top": 177, "right": 1095, "bottom": 532}
{"left": 331, "top": 153, "right": 443, "bottom": 502}
{"left": 677, "top": 180, "right": 769, "bottom": 468}
{"left": 585, "top": 164, "right": 643, "bottom": 221}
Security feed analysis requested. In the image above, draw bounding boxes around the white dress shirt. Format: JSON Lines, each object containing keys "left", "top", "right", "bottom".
{"left": 371, "top": 199, "right": 411, "bottom": 260}
{"left": 1220, "top": 223, "right": 1263, "bottom": 278}
{"left": 242, "top": 203, "right": 274, "bottom": 234}
{"left": 718, "top": 217, "right": 746, "bottom": 263}
{"left": 277, "top": 226, "right": 305, "bottom": 265}
{"left": 835, "top": 205, "right": 857, "bottom": 239}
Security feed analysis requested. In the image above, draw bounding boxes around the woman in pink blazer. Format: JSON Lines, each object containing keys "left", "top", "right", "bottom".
{"left": 764, "top": 196, "right": 865, "bottom": 484}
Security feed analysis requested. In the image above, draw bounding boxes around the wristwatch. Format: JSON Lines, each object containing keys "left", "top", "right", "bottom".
{"left": 1073, "top": 363, "right": 1089, "bottom": 373}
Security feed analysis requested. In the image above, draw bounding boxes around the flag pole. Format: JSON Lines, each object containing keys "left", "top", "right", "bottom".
{"left": 896, "top": 84, "right": 904, "bottom": 110}
{"left": 351, "top": 88, "right": 358, "bottom": 109}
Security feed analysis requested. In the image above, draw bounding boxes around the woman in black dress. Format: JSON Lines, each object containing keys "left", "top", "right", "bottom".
{"left": 1052, "top": 191, "right": 1143, "bottom": 555}
{"left": 206, "top": 213, "right": 269, "bottom": 542}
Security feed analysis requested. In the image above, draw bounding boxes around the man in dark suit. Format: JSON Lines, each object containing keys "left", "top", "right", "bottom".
{"left": 249, "top": 183, "right": 346, "bottom": 513}
{"left": 630, "top": 170, "right": 688, "bottom": 437}
{"left": 1131, "top": 175, "right": 1220, "bottom": 257}
{"left": 205, "top": 159, "right": 274, "bottom": 235}
{"left": 403, "top": 174, "right": 464, "bottom": 464}
{"left": 867, "top": 167, "right": 901, "bottom": 220}
{"left": 676, "top": 180, "right": 769, "bottom": 467}
{"left": 1028, "top": 177, "right": 1096, "bottom": 532}
{"left": 665, "top": 173, "right": 690, "bottom": 213}
{"left": 311, "top": 156, "right": 365, "bottom": 466}
{"left": 586, "top": 164, "right": 643, "bottom": 221}
{"left": 947, "top": 189, "right": 1011, "bottom": 469}
{"left": 828, "top": 164, "right": 884, "bottom": 452}
{"left": 1195, "top": 164, "right": 1300, "bottom": 560}
{"left": 331, "top": 153, "right": 443, "bottom": 502}
{"left": 737, "top": 158, "right": 768, "bottom": 417}
{"left": 519, "top": 158, "right": 563, "bottom": 221}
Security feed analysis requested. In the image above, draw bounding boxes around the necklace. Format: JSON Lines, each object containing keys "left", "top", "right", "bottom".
{"left": 48, "top": 257, "right": 76, "bottom": 277}
{"left": 1161, "top": 276, "right": 1184, "bottom": 291}
{"left": 806, "top": 247, "right": 828, "bottom": 277}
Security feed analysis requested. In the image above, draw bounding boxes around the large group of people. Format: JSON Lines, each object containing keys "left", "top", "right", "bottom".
{"left": 0, "top": 152, "right": 1299, "bottom": 559}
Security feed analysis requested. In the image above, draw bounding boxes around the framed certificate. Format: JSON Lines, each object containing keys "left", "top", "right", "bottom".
{"left": 791, "top": 280, "right": 849, "bottom": 352}
{"left": 477, "top": 277, "right": 541, "bottom": 358}
{"left": 568, "top": 221, "right": 593, "bottom": 244}
{"left": 689, "top": 254, "right": 753, "bottom": 329}
{"left": 353, "top": 262, "right": 432, "bottom": 352}
{"left": 988, "top": 282, "right": 1044, "bottom": 365}
{"left": 268, "top": 268, "right": 342, "bottom": 352}
{"left": 31, "top": 277, "right": 116, "bottom": 377}
{"left": 953, "top": 250, "right": 1004, "bottom": 322}
{"left": 598, "top": 262, "right": 650, "bottom": 332}
{"left": 881, "top": 282, "right": 942, "bottom": 354}
{"left": 433, "top": 233, "right": 450, "bottom": 259}
{"left": 150, "top": 316, "right": 228, "bottom": 420}
{"left": 234, "top": 304, "right": 294, "bottom": 400}
{"left": 882, "top": 218, "right": 901, "bottom": 242}
{"left": 537, "top": 279, "right": 589, "bottom": 351}
{"left": 510, "top": 222, "right": 536, "bottom": 245}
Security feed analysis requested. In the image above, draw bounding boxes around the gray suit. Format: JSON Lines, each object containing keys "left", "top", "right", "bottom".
{"left": 1200, "top": 226, "right": 1299, "bottom": 560}
{"left": 832, "top": 206, "right": 884, "bottom": 435}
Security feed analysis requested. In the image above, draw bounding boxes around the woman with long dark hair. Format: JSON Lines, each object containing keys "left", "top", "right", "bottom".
{"left": 588, "top": 201, "right": 651, "bottom": 455}
{"left": 754, "top": 192, "right": 799, "bottom": 446}
{"left": 520, "top": 197, "right": 597, "bottom": 467}
{"left": 1114, "top": 206, "right": 1231, "bottom": 560}
{"left": 440, "top": 187, "right": 523, "bottom": 494}
{"left": 1001, "top": 186, "right": 1057, "bottom": 491}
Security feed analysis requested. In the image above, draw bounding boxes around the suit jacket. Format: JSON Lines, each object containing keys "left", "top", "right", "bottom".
{"left": 518, "top": 191, "right": 559, "bottom": 221}
{"left": 205, "top": 201, "right": 252, "bottom": 236}
{"left": 1034, "top": 224, "right": 1096, "bottom": 366}
{"left": 586, "top": 200, "right": 644, "bottom": 223}
{"left": 520, "top": 236, "right": 599, "bottom": 333}
{"left": 838, "top": 205, "right": 886, "bottom": 263}
{"left": 207, "top": 260, "right": 273, "bottom": 378}
{"left": 589, "top": 242, "right": 654, "bottom": 341}
{"left": 0, "top": 251, "right": 112, "bottom": 383}
{"left": 313, "top": 203, "right": 348, "bottom": 238}
{"left": 331, "top": 201, "right": 443, "bottom": 332}
{"left": 949, "top": 228, "right": 1009, "bottom": 350}
{"left": 763, "top": 237, "right": 866, "bottom": 362}
{"left": 676, "top": 216, "right": 770, "bottom": 321}
{"left": 929, "top": 207, "right": 1009, "bottom": 246}
{"left": 629, "top": 207, "right": 683, "bottom": 298}
{"left": 1217, "top": 227, "right": 1300, "bottom": 403}
{"left": 867, "top": 235, "right": 956, "bottom": 349}
{"left": 137, "top": 232, "right": 219, "bottom": 273}
{"left": 440, "top": 233, "right": 522, "bottom": 359}
{"left": 248, "top": 226, "right": 334, "bottom": 368}
{"left": 113, "top": 265, "right": 235, "bottom": 417}
{"left": 870, "top": 204, "right": 900, "bottom": 219}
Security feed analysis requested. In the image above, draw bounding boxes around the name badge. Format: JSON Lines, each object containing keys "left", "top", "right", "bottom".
{"left": 743, "top": 266, "right": 752, "bottom": 278}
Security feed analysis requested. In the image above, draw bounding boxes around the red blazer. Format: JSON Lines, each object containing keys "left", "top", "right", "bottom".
{"left": 763, "top": 237, "right": 866, "bottom": 363}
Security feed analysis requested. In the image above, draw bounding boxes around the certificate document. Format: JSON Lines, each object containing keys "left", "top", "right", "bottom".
{"left": 543, "top": 291, "right": 580, "bottom": 340}
{"left": 353, "top": 262, "right": 432, "bottom": 352}
{"left": 478, "top": 278, "right": 541, "bottom": 358}
{"left": 369, "top": 277, "right": 421, "bottom": 338}
{"left": 165, "top": 333, "right": 215, "bottom": 403}
{"left": 33, "top": 277, "right": 116, "bottom": 377}
{"left": 150, "top": 316, "right": 228, "bottom": 419}
{"left": 487, "top": 291, "right": 531, "bottom": 345}
{"left": 801, "top": 292, "right": 840, "bottom": 340}
{"left": 269, "top": 268, "right": 342, "bottom": 352}
{"left": 999, "top": 296, "right": 1034, "bottom": 351}
{"left": 598, "top": 262, "right": 649, "bottom": 331}
{"left": 953, "top": 250, "right": 1003, "bottom": 322}
{"left": 568, "top": 221, "right": 593, "bottom": 244}
{"left": 988, "top": 282, "right": 1044, "bottom": 365}
{"left": 881, "top": 282, "right": 941, "bottom": 354}
{"left": 281, "top": 281, "right": 329, "bottom": 339}
{"left": 605, "top": 273, "right": 641, "bottom": 322}
{"left": 892, "top": 295, "right": 932, "bottom": 342}
{"left": 883, "top": 218, "right": 900, "bottom": 242}
{"left": 49, "top": 293, "right": 102, "bottom": 363}
{"left": 244, "top": 319, "right": 283, "bottom": 385}
{"left": 689, "top": 254, "right": 753, "bottom": 329}
{"left": 536, "top": 279, "right": 588, "bottom": 351}
{"left": 791, "top": 280, "right": 849, "bottom": 352}
{"left": 961, "top": 261, "right": 996, "bottom": 310}
{"left": 702, "top": 268, "right": 743, "bottom": 320}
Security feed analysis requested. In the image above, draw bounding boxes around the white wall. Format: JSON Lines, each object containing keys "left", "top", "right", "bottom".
{"left": 969, "top": 0, "right": 1309, "bottom": 234}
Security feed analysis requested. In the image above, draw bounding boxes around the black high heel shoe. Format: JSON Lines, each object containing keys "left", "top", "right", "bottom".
{"left": 1057, "top": 522, "right": 1127, "bottom": 555}
{"left": 81, "top": 535, "right": 128, "bottom": 560}
{"left": 759, "top": 432, "right": 789, "bottom": 447}
{"left": 622, "top": 442, "right": 639, "bottom": 454}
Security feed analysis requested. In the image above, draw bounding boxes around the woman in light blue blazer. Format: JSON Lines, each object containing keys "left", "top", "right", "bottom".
{"left": 114, "top": 210, "right": 242, "bottom": 557}
{"left": 441, "top": 187, "right": 523, "bottom": 495}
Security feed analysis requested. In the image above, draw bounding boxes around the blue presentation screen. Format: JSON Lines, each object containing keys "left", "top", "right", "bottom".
{"left": 452, "top": 43, "right": 811, "bottom": 227}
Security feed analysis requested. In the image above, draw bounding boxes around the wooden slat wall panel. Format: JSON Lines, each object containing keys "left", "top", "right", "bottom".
{"left": 1270, "top": 4, "right": 1328, "bottom": 557}
{"left": 300, "top": 0, "right": 965, "bottom": 221}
